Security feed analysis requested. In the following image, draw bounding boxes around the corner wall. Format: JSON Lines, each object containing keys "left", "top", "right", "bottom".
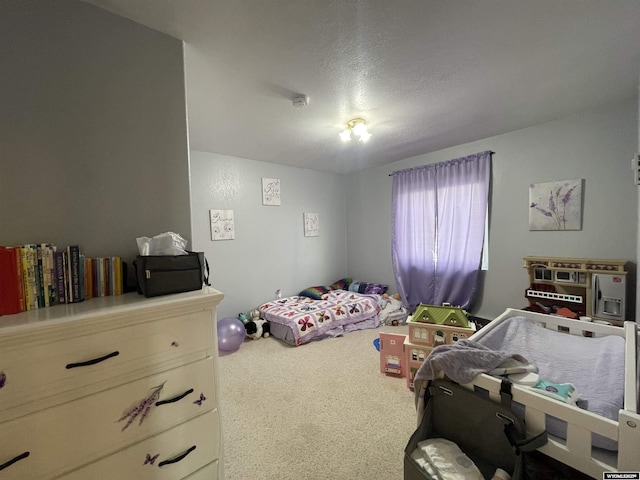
{"left": 189, "top": 151, "right": 347, "bottom": 319}
{"left": 346, "top": 98, "right": 638, "bottom": 320}
{"left": 0, "top": 0, "right": 190, "bottom": 275}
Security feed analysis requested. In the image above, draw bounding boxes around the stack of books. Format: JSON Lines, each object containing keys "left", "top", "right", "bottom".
{"left": 0, "top": 244, "right": 125, "bottom": 316}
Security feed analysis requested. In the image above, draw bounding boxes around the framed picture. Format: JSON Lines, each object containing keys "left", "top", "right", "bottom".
{"left": 529, "top": 179, "right": 583, "bottom": 231}
{"left": 262, "top": 178, "right": 281, "bottom": 205}
{"left": 210, "top": 209, "right": 235, "bottom": 240}
{"left": 304, "top": 212, "right": 319, "bottom": 237}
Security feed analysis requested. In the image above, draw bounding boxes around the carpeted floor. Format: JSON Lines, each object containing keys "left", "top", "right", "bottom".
{"left": 218, "top": 323, "right": 416, "bottom": 480}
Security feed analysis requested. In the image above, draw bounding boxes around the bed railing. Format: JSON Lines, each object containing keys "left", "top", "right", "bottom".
{"left": 466, "top": 373, "right": 619, "bottom": 478}
{"left": 473, "top": 308, "right": 626, "bottom": 339}
{"left": 619, "top": 321, "right": 640, "bottom": 472}
{"left": 468, "top": 309, "right": 640, "bottom": 477}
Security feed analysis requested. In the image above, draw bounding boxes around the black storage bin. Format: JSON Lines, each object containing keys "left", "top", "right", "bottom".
{"left": 404, "top": 378, "right": 547, "bottom": 480}
{"left": 134, "top": 252, "right": 209, "bottom": 298}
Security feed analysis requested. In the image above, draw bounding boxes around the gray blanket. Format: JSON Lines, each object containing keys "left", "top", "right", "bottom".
{"left": 414, "top": 339, "right": 531, "bottom": 385}
{"left": 476, "top": 316, "right": 625, "bottom": 424}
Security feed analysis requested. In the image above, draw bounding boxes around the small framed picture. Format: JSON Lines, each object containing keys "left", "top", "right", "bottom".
{"left": 304, "top": 212, "right": 319, "bottom": 237}
{"left": 210, "top": 209, "right": 235, "bottom": 240}
{"left": 262, "top": 178, "right": 281, "bottom": 205}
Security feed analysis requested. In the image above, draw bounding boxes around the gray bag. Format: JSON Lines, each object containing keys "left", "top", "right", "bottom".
{"left": 133, "top": 251, "right": 210, "bottom": 298}
{"left": 404, "top": 378, "right": 547, "bottom": 480}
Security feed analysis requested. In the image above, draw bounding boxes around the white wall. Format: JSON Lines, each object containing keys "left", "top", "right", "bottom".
{"left": 0, "top": 0, "right": 191, "bottom": 289}
{"left": 189, "top": 151, "right": 347, "bottom": 319}
{"left": 637, "top": 82, "right": 640, "bottom": 320}
{"left": 345, "top": 98, "right": 638, "bottom": 320}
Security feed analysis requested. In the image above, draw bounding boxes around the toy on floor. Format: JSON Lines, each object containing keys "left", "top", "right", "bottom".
{"left": 217, "top": 317, "right": 246, "bottom": 352}
{"left": 242, "top": 309, "right": 271, "bottom": 340}
{"left": 379, "top": 293, "right": 409, "bottom": 326}
{"left": 379, "top": 332, "right": 408, "bottom": 377}
{"left": 380, "top": 292, "right": 401, "bottom": 308}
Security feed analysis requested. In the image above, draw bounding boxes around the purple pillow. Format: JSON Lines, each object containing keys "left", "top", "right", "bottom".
{"left": 348, "top": 281, "right": 388, "bottom": 295}
{"left": 365, "top": 283, "right": 388, "bottom": 295}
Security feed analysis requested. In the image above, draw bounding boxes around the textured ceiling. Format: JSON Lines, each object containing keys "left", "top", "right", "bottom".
{"left": 82, "top": 0, "right": 639, "bottom": 174}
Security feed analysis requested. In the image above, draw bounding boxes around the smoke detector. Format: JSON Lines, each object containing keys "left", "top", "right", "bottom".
{"left": 292, "top": 95, "right": 309, "bottom": 107}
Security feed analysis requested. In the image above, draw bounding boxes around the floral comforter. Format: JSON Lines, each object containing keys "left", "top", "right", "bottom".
{"left": 259, "top": 290, "right": 381, "bottom": 346}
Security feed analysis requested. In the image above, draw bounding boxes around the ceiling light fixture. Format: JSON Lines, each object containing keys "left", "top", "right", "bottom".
{"left": 340, "top": 118, "right": 371, "bottom": 142}
{"left": 292, "top": 94, "right": 309, "bottom": 107}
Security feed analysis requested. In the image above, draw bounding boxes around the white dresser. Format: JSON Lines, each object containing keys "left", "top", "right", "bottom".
{"left": 0, "top": 287, "right": 225, "bottom": 480}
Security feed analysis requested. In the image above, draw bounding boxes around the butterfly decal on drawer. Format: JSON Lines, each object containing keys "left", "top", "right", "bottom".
{"left": 144, "top": 453, "right": 159, "bottom": 465}
{"left": 193, "top": 392, "right": 206, "bottom": 406}
{"left": 0, "top": 371, "right": 6, "bottom": 389}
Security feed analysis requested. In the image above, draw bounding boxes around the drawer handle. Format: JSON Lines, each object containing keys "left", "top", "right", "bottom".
{"left": 66, "top": 351, "right": 120, "bottom": 369}
{"left": 155, "top": 388, "right": 194, "bottom": 406}
{"left": 158, "top": 445, "right": 196, "bottom": 467}
{"left": 0, "top": 451, "right": 30, "bottom": 471}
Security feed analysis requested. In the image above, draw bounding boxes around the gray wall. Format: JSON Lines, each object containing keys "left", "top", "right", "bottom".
{"left": 3, "top": 1, "right": 636, "bottom": 323}
{"left": 0, "top": 0, "right": 190, "bottom": 285}
{"left": 189, "top": 151, "right": 347, "bottom": 319}
{"left": 346, "top": 98, "right": 638, "bottom": 320}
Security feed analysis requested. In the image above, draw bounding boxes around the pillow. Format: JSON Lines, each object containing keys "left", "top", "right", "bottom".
{"left": 365, "top": 282, "right": 388, "bottom": 295}
{"left": 298, "top": 285, "right": 330, "bottom": 300}
{"left": 348, "top": 281, "right": 388, "bottom": 295}
{"left": 328, "top": 277, "right": 352, "bottom": 291}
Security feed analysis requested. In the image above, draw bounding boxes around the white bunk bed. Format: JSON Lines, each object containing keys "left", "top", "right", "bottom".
{"left": 465, "top": 308, "right": 640, "bottom": 478}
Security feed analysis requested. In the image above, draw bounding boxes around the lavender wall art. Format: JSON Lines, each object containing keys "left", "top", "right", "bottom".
{"left": 529, "top": 179, "right": 583, "bottom": 231}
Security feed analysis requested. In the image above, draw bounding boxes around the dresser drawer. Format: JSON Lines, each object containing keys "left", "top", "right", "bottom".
{"left": 0, "top": 357, "right": 216, "bottom": 480}
{"left": 183, "top": 461, "right": 220, "bottom": 480}
{"left": 58, "top": 410, "right": 220, "bottom": 480}
{"left": 0, "top": 310, "right": 212, "bottom": 420}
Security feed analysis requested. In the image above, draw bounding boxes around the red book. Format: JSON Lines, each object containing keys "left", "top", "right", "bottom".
{"left": 13, "top": 247, "right": 26, "bottom": 312}
{"left": 0, "top": 246, "right": 23, "bottom": 316}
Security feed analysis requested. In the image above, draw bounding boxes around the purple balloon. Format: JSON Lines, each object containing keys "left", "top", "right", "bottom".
{"left": 217, "top": 317, "right": 245, "bottom": 352}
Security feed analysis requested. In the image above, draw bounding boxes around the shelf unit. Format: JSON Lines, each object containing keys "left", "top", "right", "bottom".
{"left": 523, "top": 256, "right": 628, "bottom": 325}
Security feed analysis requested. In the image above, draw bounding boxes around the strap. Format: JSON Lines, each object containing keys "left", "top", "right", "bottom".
{"left": 504, "top": 423, "right": 548, "bottom": 454}
{"left": 500, "top": 378, "right": 513, "bottom": 407}
{"left": 188, "top": 251, "right": 211, "bottom": 287}
{"left": 203, "top": 257, "right": 210, "bottom": 286}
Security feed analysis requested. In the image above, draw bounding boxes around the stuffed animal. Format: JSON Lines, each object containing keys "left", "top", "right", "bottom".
{"left": 380, "top": 292, "right": 402, "bottom": 308}
{"left": 243, "top": 309, "right": 271, "bottom": 340}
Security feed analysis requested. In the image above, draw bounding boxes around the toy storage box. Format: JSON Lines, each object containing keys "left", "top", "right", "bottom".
{"left": 407, "top": 319, "right": 475, "bottom": 347}
{"left": 408, "top": 303, "right": 474, "bottom": 347}
{"left": 411, "top": 303, "right": 469, "bottom": 327}
{"left": 404, "top": 336, "right": 433, "bottom": 390}
{"left": 379, "top": 332, "right": 408, "bottom": 377}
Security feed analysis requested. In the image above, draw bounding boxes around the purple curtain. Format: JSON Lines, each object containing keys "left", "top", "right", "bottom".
{"left": 391, "top": 151, "right": 491, "bottom": 309}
